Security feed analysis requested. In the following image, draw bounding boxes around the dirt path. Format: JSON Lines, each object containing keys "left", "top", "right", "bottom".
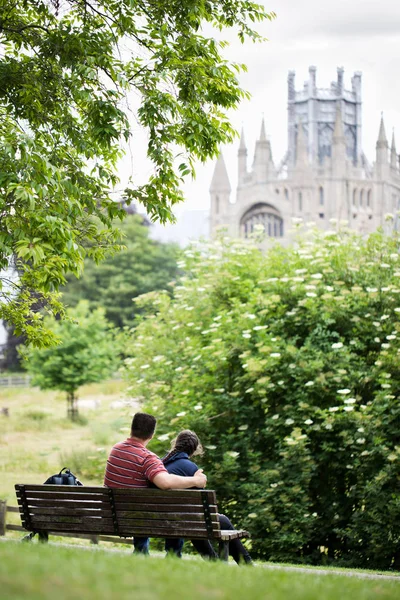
{"left": 258, "top": 563, "right": 400, "bottom": 581}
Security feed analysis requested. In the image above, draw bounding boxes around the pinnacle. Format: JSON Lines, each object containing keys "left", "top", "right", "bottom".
{"left": 259, "top": 117, "right": 267, "bottom": 142}
{"left": 391, "top": 128, "right": 397, "bottom": 167}
{"left": 210, "top": 153, "right": 231, "bottom": 192}
{"left": 239, "top": 127, "right": 247, "bottom": 151}
{"left": 391, "top": 128, "right": 396, "bottom": 153}
{"left": 377, "top": 113, "right": 388, "bottom": 146}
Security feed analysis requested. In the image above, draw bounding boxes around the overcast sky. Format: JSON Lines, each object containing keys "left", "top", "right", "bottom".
{"left": 119, "top": 0, "right": 400, "bottom": 238}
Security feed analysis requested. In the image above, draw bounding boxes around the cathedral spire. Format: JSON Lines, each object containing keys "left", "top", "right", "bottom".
{"left": 377, "top": 113, "right": 388, "bottom": 147}
{"left": 259, "top": 117, "right": 267, "bottom": 142}
{"left": 252, "top": 118, "right": 275, "bottom": 182}
{"left": 391, "top": 129, "right": 397, "bottom": 169}
{"left": 239, "top": 127, "right": 246, "bottom": 151}
{"left": 376, "top": 113, "right": 389, "bottom": 165}
{"left": 210, "top": 153, "right": 231, "bottom": 192}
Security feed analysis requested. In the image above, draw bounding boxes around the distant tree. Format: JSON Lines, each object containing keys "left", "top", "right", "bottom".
{"left": 25, "top": 302, "right": 118, "bottom": 420}
{"left": 61, "top": 215, "right": 179, "bottom": 328}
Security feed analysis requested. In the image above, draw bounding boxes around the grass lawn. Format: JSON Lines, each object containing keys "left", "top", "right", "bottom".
{"left": 1, "top": 542, "right": 399, "bottom": 600}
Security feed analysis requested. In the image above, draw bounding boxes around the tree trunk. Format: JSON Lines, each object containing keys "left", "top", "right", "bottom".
{"left": 67, "top": 391, "right": 78, "bottom": 421}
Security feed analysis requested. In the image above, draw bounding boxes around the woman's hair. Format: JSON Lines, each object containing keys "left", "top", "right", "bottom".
{"left": 162, "top": 430, "right": 204, "bottom": 464}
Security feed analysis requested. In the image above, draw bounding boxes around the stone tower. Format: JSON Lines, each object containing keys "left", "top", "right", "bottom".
{"left": 210, "top": 67, "right": 400, "bottom": 241}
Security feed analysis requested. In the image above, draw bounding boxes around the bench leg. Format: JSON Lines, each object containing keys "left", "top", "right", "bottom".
{"left": 38, "top": 532, "right": 49, "bottom": 543}
{"left": 219, "top": 540, "right": 229, "bottom": 562}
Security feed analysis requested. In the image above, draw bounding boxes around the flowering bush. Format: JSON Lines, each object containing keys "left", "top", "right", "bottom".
{"left": 124, "top": 226, "right": 400, "bottom": 569}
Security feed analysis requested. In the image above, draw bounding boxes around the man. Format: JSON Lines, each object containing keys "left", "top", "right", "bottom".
{"left": 104, "top": 412, "right": 207, "bottom": 554}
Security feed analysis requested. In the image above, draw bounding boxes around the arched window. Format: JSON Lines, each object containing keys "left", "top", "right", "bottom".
{"left": 284, "top": 188, "right": 289, "bottom": 201}
{"left": 298, "top": 192, "right": 303, "bottom": 211}
{"left": 215, "top": 195, "right": 220, "bottom": 214}
{"left": 360, "top": 190, "right": 364, "bottom": 207}
{"left": 319, "top": 186, "right": 324, "bottom": 206}
{"left": 367, "top": 190, "right": 372, "bottom": 208}
{"left": 352, "top": 188, "right": 357, "bottom": 207}
{"left": 240, "top": 203, "right": 284, "bottom": 239}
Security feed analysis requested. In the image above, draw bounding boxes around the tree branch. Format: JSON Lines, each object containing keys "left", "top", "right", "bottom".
{"left": 0, "top": 23, "right": 51, "bottom": 35}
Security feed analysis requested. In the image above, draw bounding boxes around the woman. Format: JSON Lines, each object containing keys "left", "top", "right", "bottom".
{"left": 162, "top": 430, "right": 253, "bottom": 565}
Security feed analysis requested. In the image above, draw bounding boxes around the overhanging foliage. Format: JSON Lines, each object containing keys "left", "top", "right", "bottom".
{"left": 0, "top": 0, "right": 273, "bottom": 343}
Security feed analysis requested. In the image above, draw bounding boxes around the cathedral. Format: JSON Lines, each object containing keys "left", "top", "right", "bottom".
{"left": 210, "top": 67, "right": 400, "bottom": 241}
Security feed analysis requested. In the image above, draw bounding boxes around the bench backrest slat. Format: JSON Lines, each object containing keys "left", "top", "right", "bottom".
{"left": 15, "top": 485, "right": 221, "bottom": 540}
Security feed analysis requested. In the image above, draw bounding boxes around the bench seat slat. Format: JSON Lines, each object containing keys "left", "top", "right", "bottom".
{"left": 27, "top": 522, "right": 115, "bottom": 533}
{"left": 220, "top": 529, "right": 250, "bottom": 541}
{"left": 26, "top": 524, "right": 221, "bottom": 543}
{"left": 116, "top": 511, "right": 218, "bottom": 522}
{"left": 30, "top": 515, "right": 114, "bottom": 526}
{"left": 117, "top": 518, "right": 220, "bottom": 531}
{"left": 29, "top": 515, "right": 220, "bottom": 531}
{"left": 114, "top": 503, "right": 218, "bottom": 513}
{"left": 118, "top": 527, "right": 222, "bottom": 539}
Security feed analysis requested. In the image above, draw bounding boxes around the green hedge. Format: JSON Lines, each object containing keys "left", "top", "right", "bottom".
{"left": 125, "top": 227, "right": 400, "bottom": 569}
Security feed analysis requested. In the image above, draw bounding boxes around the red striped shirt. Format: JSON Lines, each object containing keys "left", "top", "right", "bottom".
{"left": 104, "top": 438, "right": 168, "bottom": 488}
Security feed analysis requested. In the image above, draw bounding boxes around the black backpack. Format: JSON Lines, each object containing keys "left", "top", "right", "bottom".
{"left": 22, "top": 467, "right": 83, "bottom": 542}
{"left": 43, "top": 467, "right": 83, "bottom": 486}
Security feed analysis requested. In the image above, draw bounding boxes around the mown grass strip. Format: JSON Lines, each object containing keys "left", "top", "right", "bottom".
{"left": 0, "top": 541, "right": 399, "bottom": 600}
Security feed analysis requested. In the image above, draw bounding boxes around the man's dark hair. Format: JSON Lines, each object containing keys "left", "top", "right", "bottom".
{"left": 130, "top": 413, "right": 157, "bottom": 440}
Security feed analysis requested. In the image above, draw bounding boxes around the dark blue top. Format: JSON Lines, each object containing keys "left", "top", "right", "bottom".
{"left": 163, "top": 451, "right": 198, "bottom": 477}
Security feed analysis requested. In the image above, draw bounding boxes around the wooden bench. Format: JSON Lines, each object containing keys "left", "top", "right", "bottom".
{"left": 15, "top": 485, "right": 249, "bottom": 560}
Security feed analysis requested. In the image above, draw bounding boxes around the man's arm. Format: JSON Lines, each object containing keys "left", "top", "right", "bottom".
{"left": 153, "top": 469, "right": 207, "bottom": 490}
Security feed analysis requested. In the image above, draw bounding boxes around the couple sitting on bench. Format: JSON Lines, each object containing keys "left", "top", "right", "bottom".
{"left": 104, "top": 412, "right": 252, "bottom": 565}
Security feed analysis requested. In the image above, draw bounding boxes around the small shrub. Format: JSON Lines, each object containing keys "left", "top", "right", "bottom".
{"left": 24, "top": 410, "right": 48, "bottom": 422}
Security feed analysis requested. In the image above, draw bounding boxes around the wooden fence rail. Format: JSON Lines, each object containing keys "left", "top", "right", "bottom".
{"left": 0, "top": 500, "right": 132, "bottom": 546}
{"left": 0, "top": 372, "right": 122, "bottom": 389}
{"left": 0, "top": 375, "right": 32, "bottom": 388}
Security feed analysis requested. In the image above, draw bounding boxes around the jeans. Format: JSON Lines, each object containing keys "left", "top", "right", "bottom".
{"left": 133, "top": 536, "right": 150, "bottom": 554}
{"left": 165, "top": 514, "right": 252, "bottom": 564}
{"left": 165, "top": 537, "right": 185, "bottom": 558}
